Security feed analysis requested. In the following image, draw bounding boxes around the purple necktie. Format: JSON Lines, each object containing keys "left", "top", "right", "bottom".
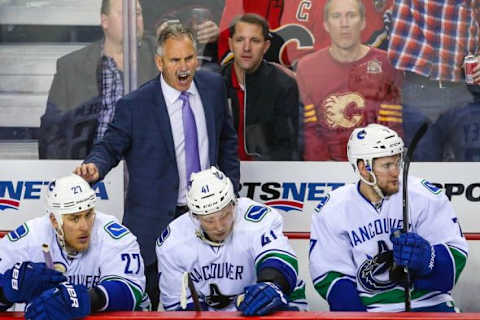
{"left": 179, "top": 91, "right": 201, "bottom": 183}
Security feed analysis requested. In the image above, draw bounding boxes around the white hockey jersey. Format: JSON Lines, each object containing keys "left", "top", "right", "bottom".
{"left": 156, "top": 197, "right": 307, "bottom": 311}
{"left": 0, "top": 212, "right": 148, "bottom": 311}
{"left": 310, "top": 177, "right": 468, "bottom": 312}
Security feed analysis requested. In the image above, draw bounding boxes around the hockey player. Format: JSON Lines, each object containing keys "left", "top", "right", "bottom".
{"left": 156, "top": 167, "right": 307, "bottom": 314}
{"left": 0, "top": 174, "right": 149, "bottom": 319}
{"left": 309, "top": 124, "right": 468, "bottom": 312}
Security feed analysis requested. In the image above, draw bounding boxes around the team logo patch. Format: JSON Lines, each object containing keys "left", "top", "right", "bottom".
{"left": 7, "top": 224, "right": 29, "bottom": 242}
{"left": 104, "top": 221, "right": 129, "bottom": 239}
{"left": 314, "top": 195, "right": 330, "bottom": 214}
{"left": 264, "top": 200, "right": 303, "bottom": 212}
{"left": 357, "top": 129, "right": 366, "bottom": 139}
{"left": 421, "top": 179, "right": 441, "bottom": 195}
{"left": 245, "top": 205, "right": 270, "bottom": 222}
{"left": 156, "top": 226, "right": 171, "bottom": 247}
{"left": 357, "top": 251, "right": 397, "bottom": 293}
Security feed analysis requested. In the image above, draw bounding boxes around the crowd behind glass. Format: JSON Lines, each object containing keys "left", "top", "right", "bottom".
{"left": 0, "top": 0, "right": 478, "bottom": 162}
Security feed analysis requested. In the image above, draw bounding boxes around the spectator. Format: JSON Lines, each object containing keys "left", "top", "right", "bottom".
{"left": 39, "top": 0, "right": 157, "bottom": 159}
{"left": 310, "top": 124, "right": 468, "bottom": 312}
{"left": 0, "top": 175, "right": 149, "bottom": 318}
{"left": 157, "top": 167, "right": 307, "bottom": 313}
{"left": 296, "top": 0, "right": 404, "bottom": 161}
{"left": 140, "top": 0, "right": 224, "bottom": 70}
{"left": 74, "top": 23, "right": 240, "bottom": 310}
{"left": 428, "top": 84, "right": 480, "bottom": 161}
{"left": 221, "top": 13, "right": 299, "bottom": 160}
{"left": 218, "top": 0, "right": 393, "bottom": 69}
{"left": 388, "top": 0, "right": 479, "bottom": 124}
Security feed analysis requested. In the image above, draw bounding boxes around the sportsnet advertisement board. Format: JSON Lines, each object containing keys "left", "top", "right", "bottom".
{"left": 0, "top": 160, "right": 124, "bottom": 230}
{"left": 240, "top": 161, "right": 480, "bottom": 233}
{"left": 0, "top": 160, "right": 478, "bottom": 232}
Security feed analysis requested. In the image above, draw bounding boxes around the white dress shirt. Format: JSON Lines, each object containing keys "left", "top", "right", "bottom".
{"left": 160, "top": 74, "right": 209, "bottom": 205}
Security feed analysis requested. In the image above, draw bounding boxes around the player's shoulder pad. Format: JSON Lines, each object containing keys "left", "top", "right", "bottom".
{"left": 156, "top": 225, "right": 171, "bottom": 248}
{"left": 7, "top": 223, "right": 30, "bottom": 242}
{"left": 96, "top": 212, "right": 131, "bottom": 240}
{"left": 313, "top": 194, "right": 330, "bottom": 214}
{"left": 318, "top": 184, "right": 351, "bottom": 210}
{"left": 409, "top": 177, "right": 444, "bottom": 200}
{"left": 239, "top": 198, "right": 274, "bottom": 224}
{"left": 237, "top": 198, "right": 282, "bottom": 232}
{"left": 6, "top": 215, "right": 49, "bottom": 243}
{"left": 156, "top": 214, "right": 196, "bottom": 250}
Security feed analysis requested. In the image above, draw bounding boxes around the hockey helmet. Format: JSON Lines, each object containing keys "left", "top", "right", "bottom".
{"left": 187, "top": 167, "right": 236, "bottom": 216}
{"left": 347, "top": 124, "right": 404, "bottom": 190}
{"left": 46, "top": 174, "right": 96, "bottom": 227}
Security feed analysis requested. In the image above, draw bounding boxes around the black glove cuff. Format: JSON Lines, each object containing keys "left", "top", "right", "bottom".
{"left": 89, "top": 286, "right": 107, "bottom": 312}
{"left": 0, "top": 287, "right": 10, "bottom": 305}
{"left": 257, "top": 267, "right": 290, "bottom": 295}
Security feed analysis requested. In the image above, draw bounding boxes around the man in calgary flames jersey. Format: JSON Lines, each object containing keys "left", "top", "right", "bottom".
{"left": 218, "top": 0, "right": 392, "bottom": 68}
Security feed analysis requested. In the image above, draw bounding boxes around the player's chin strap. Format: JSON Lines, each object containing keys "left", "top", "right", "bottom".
{"left": 195, "top": 230, "right": 225, "bottom": 247}
{"left": 53, "top": 226, "right": 79, "bottom": 259}
{"left": 360, "top": 159, "right": 385, "bottom": 201}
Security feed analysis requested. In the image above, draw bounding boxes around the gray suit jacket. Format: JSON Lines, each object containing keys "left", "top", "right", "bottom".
{"left": 39, "top": 38, "right": 158, "bottom": 159}
{"left": 48, "top": 38, "right": 157, "bottom": 112}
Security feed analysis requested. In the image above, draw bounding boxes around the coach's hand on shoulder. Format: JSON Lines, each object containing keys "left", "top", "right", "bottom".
{"left": 390, "top": 232, "right": 435, "bottom": 276}
{"left": 1, "top": 262, "right": 66, "bottom": 303}
{"left": 73, "top": 163, "right": 99, "bottom": 183}
{"left": 237, "top": 282, "right": 288, "bottom": 316}
{"left": 25, "top": 282, "right": 90, "bottom": 320}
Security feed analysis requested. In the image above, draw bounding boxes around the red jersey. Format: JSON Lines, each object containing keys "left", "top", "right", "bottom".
{"left": 297, "top": 47, "right": 404, "bottom": 161}
{"left": 218, "top": 0, "right": 392, "bottom": 68}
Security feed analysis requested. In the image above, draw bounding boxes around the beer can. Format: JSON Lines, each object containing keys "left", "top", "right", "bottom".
{"left": 464, "top": 54, "right": 478, "bottom": 84}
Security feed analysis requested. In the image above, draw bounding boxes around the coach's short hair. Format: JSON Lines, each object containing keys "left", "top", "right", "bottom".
{"left": 156, "top": 23, "right": 196, "bottom": 56}
{"left": 101, "top": 0, "right": 110, "bottom": 15}
{"left": 229, "top": 13, "right": 271, "bottom": 40}
{"left": 323, "top": 0, "right": 366, "bottom": 21}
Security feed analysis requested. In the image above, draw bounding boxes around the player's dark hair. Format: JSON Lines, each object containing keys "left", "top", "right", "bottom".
{"left": 156, "top": 23, "right": 196, "bottom": 56}
{"left": 229, "top": 13, "right": 271, "bottom": 40}
{"left": 323, "top": 0, "right": 366, "bottom": 21}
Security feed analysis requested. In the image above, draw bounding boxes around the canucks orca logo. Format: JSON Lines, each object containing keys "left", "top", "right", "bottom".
{"left": 421, "top": 179, "right": 441, "bottom": 195}
{"left": 357, "top": 251, "right": 397, "bottom": 293}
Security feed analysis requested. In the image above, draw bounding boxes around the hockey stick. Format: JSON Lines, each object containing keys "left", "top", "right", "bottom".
{"left": 187, "top": 272, "right": 202, "bottom": 311}
{"left": 181, "top": 272, "right": 202, "bottom": 311}
{"left": 42, "top": 243, "right": 54, "bottom": 269}
{"left": 390, "top": 122, "right": 428, "bottom": 312}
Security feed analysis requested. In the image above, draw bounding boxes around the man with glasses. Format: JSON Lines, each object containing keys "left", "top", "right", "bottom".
{"left": 309, "top": 124, "right": 468, "bottom": 312}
